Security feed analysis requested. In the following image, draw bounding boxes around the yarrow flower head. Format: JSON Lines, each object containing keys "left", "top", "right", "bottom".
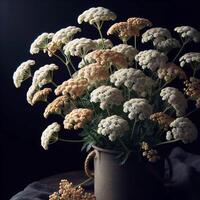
{"left": 26, "top": 84, "right": 40, "bottom": 105}
{"left": 90, "top": 49, "right": 128, "bottom": 69}
{"left": 13, "top": 60, "right": 35, "bottom": 88}
{"left": 93, "top": 38, "right": 113, "bottom": 49}
{"left": 41, "top": 122, "right": 60, "bottom": 150}
{"left": 179, "top": 52, "right": 200, "bottom": 67}
{"left": 127, "top": 17, "right": 152, "bottom": 30}
{"left": 49, "top": 179, "right": 95, "bottom": 200}
{"left": 110, "top": 68, "right": 155, "bottom": 97}
{"left": 63, "top": 108, "right": 93, "bottom": 130}
{"left": 30, "top": 32, "right": 54, "bottom": 54}
{"left": 32, "top": 64, "right": 59, "bottom": 88}
{"left": 157, "top": 62, "right": 187, "bottom": 82}
{"left": 174, "top": 26, "right": 200, "bottom": 43}
{"left": 166, "top": 117, "right": 198, "bottom": 143}
{"left": 78, "top": 7, "right": 116, "bottom": 26}
{"left": 97, "top": 115, "right": 129, "bottom": 141}
{"left": 111, "top": 44, "right": 138, "bottom": 66}
{"left": 123, "top": 98, "right": 153, "bottom": 120}
{"left": 32, "top": 88, "right": 52, "bottom": 105}
{"left": 160, "top": 87, "right": 187, "bottom": 116}
{"left": 63, "top": 38, "right": 97, "bottom": 57}
{"left": 184, "top": 77, "right": 200, "bottom": 99}
{"left": 135, "top": 50, "right": 168, "bottom": 71}
{"left": 43, "top": 96, "right": 73, "bottom": 118}
{"left": 55, "top": 78, "right": 89, "bottom": 99}
{"left": 90, "top": 85, "right": 124, "bottom": 110}
{"left": 78, "top": 51, "right": 96, "bottom": 68}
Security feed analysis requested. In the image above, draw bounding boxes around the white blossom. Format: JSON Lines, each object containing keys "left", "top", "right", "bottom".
{"left": 174, "top": 26, "right": 200, "bottom": 43}
{"left": 52, "top": 26, "right": 81, "bottom": 45}
{"left": 77, "top": 7, "right": 116, "bottom": 25}
{"left": 160, "top": 87, "right": 187, "bottom": 116}
{"left": 154, "top": 38, "right": 180, "bottom": 52}
{"left": 26, "top": 84, "right": 40, "bottom": 105}
{"left": 110, "top": 68, "right": 155, "bottom": 97}
{"left": 32, "top": 64, "right": 59, "bottom": 88}
{"left": 179, "top": 52, "right": 200, "bottom": 67}
{"left": 78, "top": 51, "right": 96, "bottom": 68}
{"left": 166, "top": 117, "right": 198, "bottom": 143}
{"left": 90, "top": 85, "right": 124, "bottom": 110}
{"left": 123, "top": 98, "right": 153, "bottom": 120}
{"left": 111, "top": 44, "right": 138, "bottom": 66}
{"left": 135, "top": 50, "right": 168, "bottom": 71}
{"left": 63, "top": 38, "right": 96, "bottom": 57}
{"left": 97, "top": 115, "right": 129, "bottom": 141}
{"left": 13, "top": 60, "right": 35, "bottom": 88}
{"left": 30, "top": 32, "right": 54, "bottom": 54}
{"left": 41, "top": 122, "right": 60, "bottom": 150}
{"left": 93, "top": 38, "right": 113, "bottom": 49}
{"left": 142, "top": 28, "right": 171, "bottom": 43}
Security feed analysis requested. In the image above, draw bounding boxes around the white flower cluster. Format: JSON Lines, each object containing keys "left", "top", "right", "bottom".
{"left": 135, "top": 50, "right": 168, "bottom": 71}
{"left": 142, "top": 27, "right": 171, "bottom": 43}
{"left": 32, "top": 64, "right": 59, "bottom": 88}
{"left": 52, "top": 26, "right": 81, "bottom": 45}
{"left": 123, "top": 98, "right": 153, "bottom": 120}
{"left": 174, "top": 26, "right": 200, "bottom": 43}
{"left": 110, "top": 68, "right": 155, "bottom": 97}
{"left": 26, "top": 84, "right": 39, "bottom": 105}
{"left": 166, "top": 117, "right": 198, "bottom": 143}
{"left": 13, "top": 60, "right": 35, "bottom": 88}
{"left": 111, "top": 44, "right": 138, "bottom": 66}
{"left": 154, "top": 38, "right": 180, "bottom": 52}
{"left": 93, "top": 38, "right": 113, "bottom": 49}
{"left": 77, "top": 7, "right": 116, "bottom": 25}
{"left": 160, "top": 87, "right": 187, "bottom": 116}
{"left": 97, "top": 115, "right": 129, "bottom": 141}
{"left": 179, "top": 52, "right": 200, "bottom": 67}
{"left": 78, "top": 51, "right": 95, "bottom": 68}
{"left": 90, "top": 85, "right": 124, "bottom": 110}
{"left": 30, "top": 32, "right": 54, "bottom": 54}
{"left": 63, "top": 38, "right": 96, "bottom": 57}
{"left": 41, "top": 122, "right": 61, "bottom": 150}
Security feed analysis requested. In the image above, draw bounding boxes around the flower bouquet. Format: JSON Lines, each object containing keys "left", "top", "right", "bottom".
{"left": 13, "top": 6, "right": 200, "bottom": 200}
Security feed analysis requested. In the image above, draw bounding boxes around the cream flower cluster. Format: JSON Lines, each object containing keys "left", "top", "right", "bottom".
{"left": 111, "top": 44, "right": 138, "bottom": 66}
{"left": 63, "top": 108, "right": 93, "bottom": 130}
{"left": 166, "top": 117, "right": 198, "bottom": 143}
{"left": 30, "top": 32, "right": 54, "bottom": 54}
{"left": 123, "top": 98, "right": 153, "bottom": 120}
{"left": 94, "top": 38, "right": 113, "bottom": 49}
{"left": 55, "top": 78, "right": 89, "bottom": 99}
{"left": 135, "top": 50, "right": 168, "bottom": 71}
{"left": 110, "top": 68, "right": 155, "bottom": 97}
{"left": 77, "top": 63, "right": 109, "bottom": 86}
{"left": 77, "top": 7, "right": 116, "bottom": 25}
{"left": 157, "top": 63, "right": 187, "bottom": 82}
{"left": 26, "top": 85, "right": 40, "bottom": 105}
{"left": 174, "top": 26, "right": 200, "bottom": 43}
{"left": 32, "top": 64, "right": 59, "bottom": 88}
{"left": 43, "top": 96, "right": 71, "bottom": 118}
{"left": 97, "top": 115, "right": 129, "bottom": 141}
{"left": 90, "top": 85, "right": 124, "bottom": 110}
{"left": 13, "top": 60, "right": 35, "bottom": 88}
{"left": 154, "top": 38, "right": 180, "bottom": 52}
{"left": 32, "top": 88, "right": 52, "bottom": 105}
{"left": 160, "top": 87, "right": 187, "bottom": 116}
{"left": 179, "top": 52, "right": 200, "bottom": 67}
{"left": 78, "top": 51, "right": 95, "bottom": 68}
{"left": 41, "top": 122, "right": 60, "bottom": 150}
{"left": 63, "top": 38, "right": 96, "bottom": 57}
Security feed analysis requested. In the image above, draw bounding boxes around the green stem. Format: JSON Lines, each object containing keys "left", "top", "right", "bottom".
{"left": 51, "top": 81, "right": 58, "bottom": 87}
{"left": 96, "top": 23, "right": 105, "bottom": 49}
{"left": 163, "top": 106, "right": 171, "bottom": 113}
{"left": 173, "top": 41, "right": 187, "bottom": 62}
{"left": 131, "top": 119, "right": 137, "bottom": 141}
{"left": 67, "top": 55, "right": 77, "bottom": 72}
{"left": 75, "top": 177, "right": 93, "bottom": 188}
{"left": 156, "top": 139, "right": 180, "bottom": 146}
{"left": 118, "top": 138, "right": 129, "bottom": 152}
{"left": 59, "top": 138, "right": 84, "bottom": 143}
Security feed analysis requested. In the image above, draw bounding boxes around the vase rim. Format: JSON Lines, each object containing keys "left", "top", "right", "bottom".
{"left": 92, "top": 145, "right": 120, "bottom": 154}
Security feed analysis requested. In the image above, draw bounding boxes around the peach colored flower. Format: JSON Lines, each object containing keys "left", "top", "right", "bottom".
{"left": 127, "top": 17, "right": 152, "bottom": 30}
{"left": 32, "top": 88, "right": 52, "bottom": 105}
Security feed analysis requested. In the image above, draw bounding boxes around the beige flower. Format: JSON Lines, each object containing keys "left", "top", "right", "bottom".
{"left": 49, "top": 179, "right": 95, "bottom": 200}
{"left": 32, "top": 88, "right": 52, "bottom": 105}
{"left": 43, "top": 96, "right": 72, "bottom": 118}
{"left": 63, "top": 108, "right": 93, "bottom": 130}
{"left": 55, "top": 78, "right": 89, "bottom": 99}
{"left": 184, "top": 77, "right": 200, "bottom": 99}
{"left": 90, "top": 49, "right": 128, "bottom": 69}
{"left": 26, "top": 84, "right": 40, "bottom": 105}
{"left": 77, "top": 63, "right": 109, "bottom": 86}
{"left": 127, "top": 17, "right": 152, "bottom": 30}
{"left": 150, "top": 112, "right": 174, "bottom": 130}
{"left": 157, "top": 63, "right": 187, "bottom": 82}
{"left": 107, "top": 22, "right": 139, "bottom": 43}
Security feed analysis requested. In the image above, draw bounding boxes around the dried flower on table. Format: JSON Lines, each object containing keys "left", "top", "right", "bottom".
{"left": 13, "top": 60, "right": 35, "bottom": 88}
{"left": 63, "top": 108, "right": 93, "bottom": 130}
{"left": 32, "top": 88, "right": 52, "bottom": 105}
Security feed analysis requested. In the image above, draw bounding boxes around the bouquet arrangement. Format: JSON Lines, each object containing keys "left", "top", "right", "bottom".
{"left": 13, "top": 7, "right": 200, "bottom": 166}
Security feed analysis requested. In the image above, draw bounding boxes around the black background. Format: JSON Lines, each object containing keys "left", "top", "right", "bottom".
{"left": 1, "top": 0, "right": 200, "bottom": 199}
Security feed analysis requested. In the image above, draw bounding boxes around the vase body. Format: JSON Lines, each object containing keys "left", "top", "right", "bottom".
{"left": 93, "top": 145, "right": 165, "bottom": 200}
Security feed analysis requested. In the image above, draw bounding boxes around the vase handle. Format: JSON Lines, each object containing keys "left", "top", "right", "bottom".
{"left": 84, "top": 150, "right": 96, "bottom": 178}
